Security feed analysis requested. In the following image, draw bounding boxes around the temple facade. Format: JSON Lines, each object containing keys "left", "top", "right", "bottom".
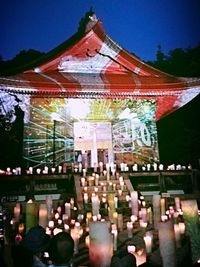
{"left": 0, "top": 14, "right": 200, "bottom": 168}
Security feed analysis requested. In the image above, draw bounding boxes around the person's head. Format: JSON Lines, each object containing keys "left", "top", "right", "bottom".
{"left": 110, "top": 253, "right": 137, "bottom": 267}
{"left": 23, "top": 225, "right": 50, "bottom": 256}
{"left": 48, "top": 231, "right": 74, "bottom": 265}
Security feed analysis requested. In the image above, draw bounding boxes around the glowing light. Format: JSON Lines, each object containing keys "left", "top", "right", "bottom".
{"left": 67, "top": 99, "right": 90, "bottom": 119}
{"left": 51, "top": 112, "right": 63, "bottom": 122}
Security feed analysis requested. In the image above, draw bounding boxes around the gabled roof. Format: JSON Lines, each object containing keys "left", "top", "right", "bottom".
{"left": 0, "top": 14, "right": 200, "bottom": 120}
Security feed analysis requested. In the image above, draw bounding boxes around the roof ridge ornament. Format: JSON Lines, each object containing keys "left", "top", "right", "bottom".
{"left": 85, "top": 13, "right": 98, "bottom": 33}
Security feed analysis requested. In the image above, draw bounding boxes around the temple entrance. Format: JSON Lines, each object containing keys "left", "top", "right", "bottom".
{"left": 74, "top": 121, "right": 113, "bottom": 167}
{"left": 98, "top": 149, "right": 108, "bottom": 165}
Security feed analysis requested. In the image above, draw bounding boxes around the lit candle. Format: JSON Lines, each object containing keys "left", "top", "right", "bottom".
{"left": 44, "top": 166, "right": 48, "bottom": 174}
{"left": 55, "top": 212, "right": 59, "bottom": 220}
{"left": 120, "top": 163, "right": 124, "bottom": 171}
{"left": 158, "top": 220, "right": 176, "bottom": 267}
{"left": 140, "top": 207, "right": 147, "bottom": 222}
{"left": 29, "top": 167, "right": 33, "bottom": 174}
{"left": 114, "top": 197, "right": 118, "bottom": 209}
{"left": 48, "top": 220, "right": 54, "bottom": 229}
{"left": 51, "top": 167, "right": 56, "bottom": 173}
{"left": 95, "top": 174, "right": 99, "bottom": 186}
{"left": 36, "top": 168, "right": 41, "bottom": 174}
{"left": 58, "top": 165, "right": 62, "bottom": 173}
{"left": 131, "top": 191, "right": 138, "bottom": 216}
{"left": 86, "top": 212, "right": 92, "bottom": 226}
{"left": 71, "top": 227, "right": 79, "bottom": 254}
{"left": 39, "top": 204, "right": 48, "bottom": 229}
{"left": 18, "top": 223, "right": 24, "bottom": 234}
{"left": 181, "top": 200, "right": 200, "bottom": 264}
{"left": 64, "top": 224, "right": 70, "bottom": 232}
{"left": 81, "top": 177, "right": 86, "bottom": 187}
{"left": 89, "top": 222, "right": 113, "bottom": 267}
{"left": 94, "top": 187, "right": 98, "bottom": 193}
{"left": 85, "top": 235, "right": 90, "bottom": 248}
{"left": 131, "top": 214, "right": 137, "bottom": 223}
{"left": 46, "top": 227, "right": 51, "bottom": 236}
{"left": 147, "top": 164, "right": 151, "bottom": 171}
{"left": 97, "top": 214, "right": 101, "bottom": 221}
{"left": 62, "top": 214, "right": 69, "bottom": 223}
{"left": 161, "top": 215, "right": 168, "bottom": 222}
{"left": 127, "top": 221, "right": 133, "bottom": 238}
{"left": 143, "top": 234, "right": 152, "bottom": 254}
{"left": 14, "top": 203, "right": 21, "bottom": 223}
{"left": 57, "top": 206, "right": 62, "bottom": 215}
{"left": 65, "top": 203, "right": 71, "bottom": 218}
{"left": 132, "top": 164, "right": 138, "bottom": 171}
{"left": 111, "top": 224, "right": 118, "bottom": 251}
{"left": 139, "top": 220, "right": 148, "bottom": 229}
{"left": 159, "top": 164, "right": 164, "bottom": 171}
{"left": 152, "top": 195, "right": 161, "bottom": 230}
{"left": 53, "top": 228, "right": 62, "bottom": 235}
{"left": 93, "top": 215, "right": 98, "bottom": 222}
{"left": 26, "top": 199, "right": 38, "bottom": 233}
{"left": 153, "top": 163, "right": 157, "bottom": 171}
{"left": 83, "top": 168, "right": 86, "bottom": 177}
{"left": 91, "top": 195, "right": 100, "bottom": 216}
{"left": 84, "top": 193, "right": 88, "bottom": 204}
{"left": 58, "top": 219, "right": 62, "bottom": 225}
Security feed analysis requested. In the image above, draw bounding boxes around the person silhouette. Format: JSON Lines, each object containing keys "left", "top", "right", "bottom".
{"left": 48, "top": 232, "right": 74, "bottom": 267}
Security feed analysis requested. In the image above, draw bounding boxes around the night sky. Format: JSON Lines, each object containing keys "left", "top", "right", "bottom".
{"left": 1, "top": 0, "right": 200, "bottom": 61}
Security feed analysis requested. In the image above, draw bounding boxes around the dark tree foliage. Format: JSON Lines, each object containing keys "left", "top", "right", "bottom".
{"left": 146, "top": 44, "right": 200, "bottom": 167}
{"left": 0, "top": 49, "right": 45, "bottom": 76}
{"left": 146, "top": 43, "right": 200, "bottom": 77}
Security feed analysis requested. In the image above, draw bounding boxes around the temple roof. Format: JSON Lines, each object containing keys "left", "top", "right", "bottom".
{"left": 0, "top": 14, "right": 200, "bottom": 120}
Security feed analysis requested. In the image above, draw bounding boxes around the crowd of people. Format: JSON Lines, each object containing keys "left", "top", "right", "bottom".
{"left": 0, "top": 225, "right": 138, "bottom": 267}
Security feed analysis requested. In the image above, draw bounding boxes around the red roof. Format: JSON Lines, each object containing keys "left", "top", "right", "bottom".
{"left": 0, "top": 16, "right": 200, "bottom": 120}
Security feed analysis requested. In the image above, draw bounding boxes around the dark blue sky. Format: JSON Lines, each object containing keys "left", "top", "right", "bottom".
{"left": 1, "top": 0, "right": 200, "bottom": 61}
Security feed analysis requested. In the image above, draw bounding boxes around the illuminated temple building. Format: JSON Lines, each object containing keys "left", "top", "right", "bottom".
{"left": 0, "top": 13, "right": 200, "bottom": 169}
{"left": 1, "top": 13, "right": 200, "bottom": 267}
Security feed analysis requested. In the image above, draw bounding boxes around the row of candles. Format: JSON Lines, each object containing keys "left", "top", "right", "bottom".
{"left": 80, "top": 170, "right": 200, "bottom": 265}
{"left": 4, "top": 160, "right": 200, "bottom": 266}
{"left": 11, "top": 192, "right": 188, "bottom": 243}
{"left": 10, "top": 189, "right": 200, "bottom": 266}
{"left": 0, "top": 161, "right": 193, "bottom": 176}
